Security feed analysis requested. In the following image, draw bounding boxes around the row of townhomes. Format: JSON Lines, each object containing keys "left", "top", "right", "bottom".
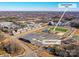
{"left": 0, "top": 21, "right": 42, "bottom": 35}
{"left": 12, "top": 23, "right": 42, "bottom": 35}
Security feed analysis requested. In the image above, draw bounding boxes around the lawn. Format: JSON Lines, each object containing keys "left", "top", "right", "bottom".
{"left": 48, "top": 27, "right": 68, "bottom": 32}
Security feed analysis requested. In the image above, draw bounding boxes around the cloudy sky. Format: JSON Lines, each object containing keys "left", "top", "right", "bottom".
{"left": 0, "top": 2, "right": 78, "bottom": 11}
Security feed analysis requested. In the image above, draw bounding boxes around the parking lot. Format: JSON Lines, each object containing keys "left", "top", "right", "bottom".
{"left": 20, "top": 30, "right": 61, "bottom": 46}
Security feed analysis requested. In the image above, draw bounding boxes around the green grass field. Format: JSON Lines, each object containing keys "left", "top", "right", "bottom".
{"left": 48, "top": 27, "right": 68, "bottom": 32}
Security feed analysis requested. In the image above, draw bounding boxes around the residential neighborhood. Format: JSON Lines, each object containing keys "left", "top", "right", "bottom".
{"left": 0, "top": 2, "right": 79, "bottom": 57}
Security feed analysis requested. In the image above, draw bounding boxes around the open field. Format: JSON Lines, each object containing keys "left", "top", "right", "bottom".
{"left": 48, "top": 27, "right": 68, "bottom": 32}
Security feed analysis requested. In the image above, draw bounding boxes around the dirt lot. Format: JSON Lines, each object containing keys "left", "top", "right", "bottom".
{"left": 75, "top": 29, "right": 79, "bottom": 35}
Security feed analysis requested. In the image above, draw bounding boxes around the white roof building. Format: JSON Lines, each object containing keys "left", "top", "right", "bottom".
{"left": 0, "top": 22, "right": 13, "bottom": 27}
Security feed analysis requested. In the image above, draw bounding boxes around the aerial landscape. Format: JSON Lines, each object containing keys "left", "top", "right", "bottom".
{"left": 0, "top": 2, "right": 79, "bottom": 57}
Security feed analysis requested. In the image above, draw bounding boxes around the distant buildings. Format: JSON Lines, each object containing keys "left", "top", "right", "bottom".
{"left": 70, "top": 19, "right": 79, "bottom": 28}
{"left": 0, "top": 22, "right": 19, "bottom": 29}
{"left": 48, "top": 21, "right": 70, "bottom": 26}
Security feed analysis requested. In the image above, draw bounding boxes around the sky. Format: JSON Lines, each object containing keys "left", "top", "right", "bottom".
{"left": 0, "top": 2, "right": 78, "bottom": 11}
